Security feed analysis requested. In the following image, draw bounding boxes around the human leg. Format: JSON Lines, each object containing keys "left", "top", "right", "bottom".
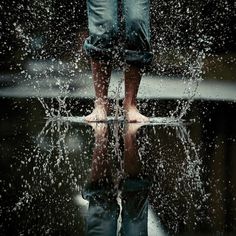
{"left": 84, "top": 0, "right": 118, "bottom": 122}
{"left": 123, "top": 65, "right": 149, "bottom": 122}
{"left": 123, "top": 0, "right": 152, "bottom": 122}
{"left": 85, "top": 59, "right": 112, "bottom": 122}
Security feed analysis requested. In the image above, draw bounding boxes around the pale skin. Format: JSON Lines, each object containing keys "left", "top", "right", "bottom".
{"left": 85, "top": 59, "right": 149, "bottom": 123}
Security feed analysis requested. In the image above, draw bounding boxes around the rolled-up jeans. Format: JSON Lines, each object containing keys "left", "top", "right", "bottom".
{"left": 84, "top": 0, "right": 153, "bottom": 66}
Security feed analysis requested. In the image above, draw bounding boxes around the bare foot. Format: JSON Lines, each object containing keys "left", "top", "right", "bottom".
{"left": 85, "top": 98, "right": 108, "bottom": 122}
{"left": 124, "top": 106, "right": 149, "bottom": 123}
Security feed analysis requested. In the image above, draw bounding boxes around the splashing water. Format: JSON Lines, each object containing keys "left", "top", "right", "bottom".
{"left": 1, "top": 1, "right": 235, "bottom": 235}
{"left": 6, "top": 0, "right": 218, "bottom": 121}
{"left": 5, "top": 2, "right": 214, "bottom": 218}
{"left": 171, "top": 51, "right": 205, "bottom": 120}
{"left": 13, "top": 120, "right": 71, "bottom": 211}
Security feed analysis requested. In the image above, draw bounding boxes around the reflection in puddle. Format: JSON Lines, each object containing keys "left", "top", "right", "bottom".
{"left": 5, "top": 116, "right": 208, "bottom": 235}
{"left": 1, "top": 96, "right": 236, "bottom": 235}
{"left": 84, "top": 122, "right": 162, "bottom": 235}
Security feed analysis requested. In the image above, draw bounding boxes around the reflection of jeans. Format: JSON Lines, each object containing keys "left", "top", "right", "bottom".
{"left": 86, "top": 195, "right": 119, "bottom": 236}
{"left": 83, "top": 179, "right": 150, "bottom": 236}
{"left": 83, "top": 183, "right": 119, "bottom": 236}
{"left": 84, "top": 0, "right": 153, "bottom": 66}
{"left": 121, "top": 179, "right": 149, "bottom": 236}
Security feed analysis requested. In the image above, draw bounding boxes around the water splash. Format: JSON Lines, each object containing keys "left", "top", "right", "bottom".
{"left": 13, "top": 120, "right": 80, "bottom": 213}
{"left": 137, "top": 124, "right": 206, "bottom": 233}
{"left": 171, "top": 51, "right": 205, "bottom": 120}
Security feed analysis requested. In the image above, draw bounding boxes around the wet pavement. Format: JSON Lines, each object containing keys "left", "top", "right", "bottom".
{"left": 1, "top": 94, "right": 236, "bottom": 235}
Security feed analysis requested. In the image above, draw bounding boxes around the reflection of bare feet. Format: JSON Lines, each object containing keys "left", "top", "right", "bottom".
{"left": 85, "top": 98, "right": 108, "bottom": 122}
{"left": 89, "top": 123, "right": 108, "bottom": 139}
{"left": 124, "top": 106, "right": 149, "bottom": 123}
{"left": 89, "top": 122, "right": 108, "bottom": 182}
{"left": 125, "top": 123, "right": 144, "bottom": 135}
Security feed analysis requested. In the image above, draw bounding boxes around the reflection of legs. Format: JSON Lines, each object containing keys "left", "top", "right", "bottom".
{"left": 124, "top": 124, "right": 143, "bottom": 177}
{"left": 85, "top": 124, "right": 119, "bottom": 236}
{"left": 89, "top": 123, "right": 109, "bottom": 182}
{"left": 85, "top": 60, "right": 112, "bottom": 122}
{"left": 121, "top": 124, "right": 149, "bottom": 236}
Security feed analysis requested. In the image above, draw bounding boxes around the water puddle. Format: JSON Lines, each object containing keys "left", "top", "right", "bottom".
{"left": 1, "top": 98, "right": 236, "bottom": 235}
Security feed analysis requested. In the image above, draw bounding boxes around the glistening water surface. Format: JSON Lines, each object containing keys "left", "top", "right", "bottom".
{"left": 0, "top": 97, "right": 236, "bottom": 235}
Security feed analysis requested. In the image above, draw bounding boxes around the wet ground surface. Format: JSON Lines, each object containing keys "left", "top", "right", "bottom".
{"left": 1, "top": 96, "right": 236, "bottom": 236}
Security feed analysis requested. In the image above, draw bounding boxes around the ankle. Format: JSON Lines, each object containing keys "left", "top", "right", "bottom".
{"left": 95, "top": 97, "right": 108, "bottom": 104}
{"left": 94, "top": 98, "right": 108, "bottom": 110}
{"left": 123, "top": 104, "right": 137, "bottom": 112}
{"left": 123, "top": 100, "right": 136, "bottom": 110}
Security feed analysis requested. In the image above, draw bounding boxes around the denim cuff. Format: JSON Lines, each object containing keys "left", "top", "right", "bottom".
{"left": 122, "top": 178, "right": 151, "bottom": 192}
{"left": 125, "top": 49, "right": 153, "bottom": 66}
{"left": 83, "top": 38, "right": 113, "bottom": 61}
{"left": 82, "top": 181, "right": 117, "bottom": 201}
{"left": 84, "top": 38, "right": 153, "bottom": 66}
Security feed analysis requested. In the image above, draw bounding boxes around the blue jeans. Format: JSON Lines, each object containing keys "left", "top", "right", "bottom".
{"left": 84, "top": 0, "right": 153, "bottom": 66}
